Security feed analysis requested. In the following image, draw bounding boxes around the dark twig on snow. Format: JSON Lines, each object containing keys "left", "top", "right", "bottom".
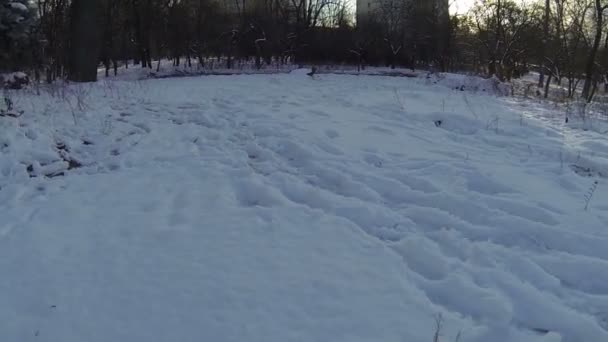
{"left": 307, "top": 66, "right": 317, "bottom": 77}
{"left": 584, "top": 180, "right": 599, "bottom": 211}
{"left": 0, "top": 96, "right": 24, "bottom": 118}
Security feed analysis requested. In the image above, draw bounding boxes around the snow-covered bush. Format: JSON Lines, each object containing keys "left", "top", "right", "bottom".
{"left": 437, "top": 73, "right": 511, "bottom": 96}
{"left": 0, "top": 71, "right": 29, "bottom": 89}
{"left": 0, "top": 89, "right": 24, "bottom": 117}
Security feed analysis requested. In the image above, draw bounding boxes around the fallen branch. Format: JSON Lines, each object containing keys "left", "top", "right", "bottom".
{"left": 0, "top": 110, "right": 24, "bottom": 118}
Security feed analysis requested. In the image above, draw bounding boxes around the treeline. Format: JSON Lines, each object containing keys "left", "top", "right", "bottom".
{"left": 453, "top": 0, "right": 608, "bottom": 101}
{"left": 1, "top": 0, "right": 450, "bottom": 82}
{"left": 2, "top": 0, "right": 358, "bottom": 82}
{"left": 2, "top": 0, "right": 608, "bottom": 101}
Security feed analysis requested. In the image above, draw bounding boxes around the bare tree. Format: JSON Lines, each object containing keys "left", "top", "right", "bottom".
{"left": 37, "top": 0, "right": 70, "bottom": 82}
{"left": 68, "top": 0, "right": 104, "bottom": 82}
{"left": 538, "top": 0, "right": 550, "bottom": 87}
{"left": 581, "top": 0, "right": 608, "bottom": 101}
{"left": 376, "top": 0, "right": 409, "bottom": 69}
{"left": 473, "top": 0, "right": 536, "bottom": 80}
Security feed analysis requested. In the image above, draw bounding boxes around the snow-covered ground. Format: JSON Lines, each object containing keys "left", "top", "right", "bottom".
{"left": 1, "top": 71, "right": 608, "bottom": 342}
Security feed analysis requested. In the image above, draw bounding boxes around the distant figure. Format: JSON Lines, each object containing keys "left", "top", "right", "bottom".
{"left": 307, "top": 67, "right": 317, "bottom": 77}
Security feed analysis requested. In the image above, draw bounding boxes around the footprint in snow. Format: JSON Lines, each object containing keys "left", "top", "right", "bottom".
{"left": 365, "top": 125, "right": 395, "bottom": 136}
{"left": 309, "top": 109, "right": 330, "bottom": 118}
{"left": 325, "top": 129, "right": 340, "bottom": 139}
{"left": 234, "top": 178, "right": 283, "bottom": 208}
{"left": 363, "top": 154, "right": 384, "bottom": 168}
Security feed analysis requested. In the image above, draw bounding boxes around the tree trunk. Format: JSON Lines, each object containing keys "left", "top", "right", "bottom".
{"left": 490, "top": 0, "right": 501, "bottom": 77}
{"left": 68, "top": 0, "right": 103, "bottom": 82}
{"left": 489, "top": 60, "right": 496, "bottom": 77}
{"left": 590, "top": 79, "right": 599, "bottom": 101}
{"left": 582, "top": 0, "right": 605, "bottom": 101}
{"left": 538, "top": 0, "right": 550, "bottom": 87}
{"left": 544, "top": 73, "right": 552, "bottom": 98}
{"left": 198, "top": 53, "right": 204, "bottom": 69}
{"left": 132, "top": 0, "right": 150, "bottom": 68}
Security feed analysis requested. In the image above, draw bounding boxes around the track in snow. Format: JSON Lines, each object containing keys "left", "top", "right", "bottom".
{"left": 1, "top": 72, "right": 608, "bottom": 342}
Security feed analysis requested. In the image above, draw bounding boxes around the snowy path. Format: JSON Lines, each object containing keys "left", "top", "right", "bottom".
{"left": 1, "top": 73, "right": 608, "bottom": 342}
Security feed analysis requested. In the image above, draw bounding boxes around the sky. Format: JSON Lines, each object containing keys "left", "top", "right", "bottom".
{"left": 451, "top": 0, "right": 475, "bottom": 14}
{"left": 451, "top": 0, "right": 533, "bottom": 14}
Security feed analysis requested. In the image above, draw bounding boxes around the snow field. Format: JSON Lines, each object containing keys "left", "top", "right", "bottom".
{"left": 1, "top": 71, "right": 608, "bottom": 342}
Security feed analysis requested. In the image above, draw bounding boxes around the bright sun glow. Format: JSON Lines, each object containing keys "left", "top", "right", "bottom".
{"left": 451, "top": 0, "right": 476, "bottom": 14}
{"left": 451, "top": 0, "right": 532, "bottom": 14}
